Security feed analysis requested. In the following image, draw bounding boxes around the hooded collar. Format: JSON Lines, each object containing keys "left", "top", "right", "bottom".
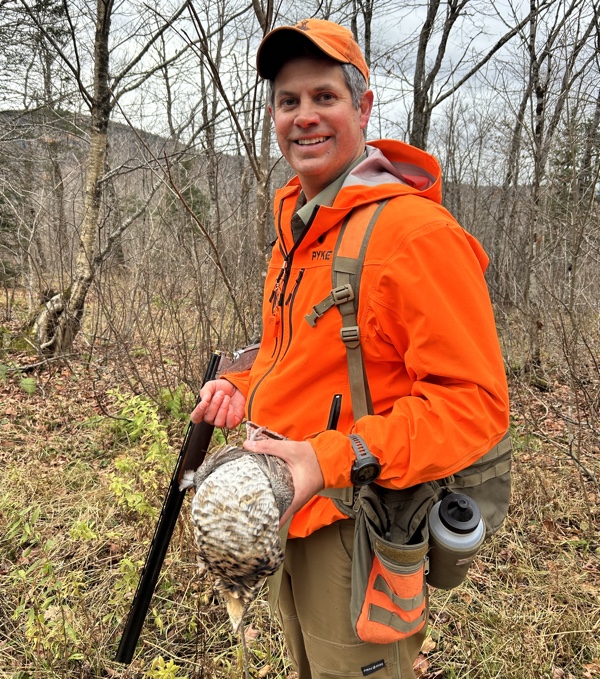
{"left": 273, "top": 138, "right": 443, "bottom": 249}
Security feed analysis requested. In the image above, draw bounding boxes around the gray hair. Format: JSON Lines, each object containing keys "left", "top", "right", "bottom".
{"left": 268, "top": 61, "right": 368, "bottom": 110}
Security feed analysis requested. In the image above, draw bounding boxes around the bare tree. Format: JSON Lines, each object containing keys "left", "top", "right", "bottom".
{"left": 514, "top": 0, "right": 597, "bottom": 377}
{"left": 404, "top": 0, "right": 536, "bottom": 150}
{"left": 14, "top": 0, "right": 195, "bottom": 354}
{"left": 185, "top": 0, "right": 275, "bottom": 254}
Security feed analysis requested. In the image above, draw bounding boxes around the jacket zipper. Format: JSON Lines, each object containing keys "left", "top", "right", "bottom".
{"left": 268, "top": 260, "right": 287, "bottom": 357}
{"left": 247, "top": 201, "right": 314, "bottom": 418}
{"left": 281, "top": 268, "right": 305, "bottom": 360}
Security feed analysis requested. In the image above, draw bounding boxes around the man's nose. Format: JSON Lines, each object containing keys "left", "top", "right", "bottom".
{"left": 294, "top": 101, "right": 320, "bottom": 127}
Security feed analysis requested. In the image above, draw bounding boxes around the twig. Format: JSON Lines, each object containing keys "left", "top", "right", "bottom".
{"left": 163, "top": 153, "right": 249, "bottom": 341}
{"left": 531, "top": 430, "right": 600, "bottom": 491}
{"left": 239, "top": 624, "right": 251, "bottom": 679}
{"left": 3, "top": 354, "right": 77, "bottom": 373}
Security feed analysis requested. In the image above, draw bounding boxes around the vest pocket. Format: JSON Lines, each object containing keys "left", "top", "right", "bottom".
{"left": 351, "top": 497, "right": 429, "bottom": 644}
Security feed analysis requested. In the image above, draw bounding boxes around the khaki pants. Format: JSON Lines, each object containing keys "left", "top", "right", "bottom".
{"left": 273, "top": 519, "right": 426, "bottom": 678}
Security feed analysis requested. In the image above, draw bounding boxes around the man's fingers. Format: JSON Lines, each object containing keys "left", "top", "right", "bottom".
{"left": 190, "top": 390, "right": 226, "bottom": 426}
{"left": 214, "top": 394, "right": 232, "bottom": 428}
{"left": 190, "top": 399, "right": 208, "bottom": 424}
{"left": 225, "top": 408, "right": 243, "bottom": 430}
{"left": 189, "top": 380, "right": 245, "bottom": 429}
{"left": 201, "top": 391, "right": 227, "bottom": 427}
{"left": 243, "top": 438, "right": 273, "bottom": 454}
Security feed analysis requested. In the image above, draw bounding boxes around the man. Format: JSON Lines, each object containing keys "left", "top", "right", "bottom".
{"left": 191, "top": 18, "right": 509, "bottom": 679}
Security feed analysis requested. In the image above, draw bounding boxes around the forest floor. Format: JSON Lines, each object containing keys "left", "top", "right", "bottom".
{"left": 1, "top": 312, "right": 599, "bottom": 679}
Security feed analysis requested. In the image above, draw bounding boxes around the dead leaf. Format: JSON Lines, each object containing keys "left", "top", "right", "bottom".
{"left": 258, "top": 665, "right": 272, "bottom": 678}
{"left": 459, "top": 591, "right": 473, "bottom": 605}
{"left": 244, "top": 625, "right": 260, "bottom": 642}
{"left": 413, "top": 653, "right": 430, "bottom": 676}
{"left": 552, "top": 669, "right": 566, "bottom": 679}
{"left": 432, "top": 611, "right": 450, "bottom": 625}
{"left": 421, "top": 636, "right": 436, "bottom": 654}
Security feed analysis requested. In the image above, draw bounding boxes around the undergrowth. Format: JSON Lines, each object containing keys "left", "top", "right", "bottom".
{"left": 0, "top": 365, "right": 290, "bottom": 679}
{"left": 1, "top": 327, "right": 598, "bottom": 678}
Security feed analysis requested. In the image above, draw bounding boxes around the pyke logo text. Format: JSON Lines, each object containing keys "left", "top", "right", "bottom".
{"left": 312, "top": 250, "right": 333, "bottom": 261}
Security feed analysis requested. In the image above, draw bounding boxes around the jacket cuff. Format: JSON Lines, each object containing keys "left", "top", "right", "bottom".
{"left": 219, "top": 370, "right": 250, "bottom": 397}
{"left": 307, "top": 430, "right": 356, "bottom": 488}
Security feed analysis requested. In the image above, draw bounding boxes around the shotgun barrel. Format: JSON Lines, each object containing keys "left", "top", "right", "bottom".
{"left": 114, "top": 351, "right": 221, "bottom": 664}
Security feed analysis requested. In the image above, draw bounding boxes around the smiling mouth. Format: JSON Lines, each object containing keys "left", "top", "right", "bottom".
{"left": 295, "top": 137, "right": 329, "bottom": 146}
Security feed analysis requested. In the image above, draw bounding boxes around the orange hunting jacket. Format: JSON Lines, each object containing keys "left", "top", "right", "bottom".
{"left": 225, "top": 139, "right": 510, "bottom": 539}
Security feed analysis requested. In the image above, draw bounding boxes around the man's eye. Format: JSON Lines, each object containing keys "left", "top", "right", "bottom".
{"left": 280, "top": 98, "right": 296, "bottom": 107}
{"left": 319, "top": 93, "right": 335, "bottom": 102}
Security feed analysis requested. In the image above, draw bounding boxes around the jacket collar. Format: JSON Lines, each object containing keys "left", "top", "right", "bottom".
{"left": 273, "top": 138, "right": 443, "bottom": 250}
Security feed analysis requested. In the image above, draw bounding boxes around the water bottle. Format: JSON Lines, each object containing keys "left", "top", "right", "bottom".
{"left": 427, "top": 493, "right": 485, "bottom": 590}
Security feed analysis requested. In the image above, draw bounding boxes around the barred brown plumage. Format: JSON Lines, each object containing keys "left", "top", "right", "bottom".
{"left": 180, "top": 426, "right": 294, "bottom": 633}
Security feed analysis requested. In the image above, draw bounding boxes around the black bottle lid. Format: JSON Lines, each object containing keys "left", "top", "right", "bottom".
{"left": 439, "top": 493, "right": 481, "bottom": 534}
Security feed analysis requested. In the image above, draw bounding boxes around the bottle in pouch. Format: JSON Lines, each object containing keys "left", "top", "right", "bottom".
{"left": 427, "top": 493, "right": 485, "bottom": 589}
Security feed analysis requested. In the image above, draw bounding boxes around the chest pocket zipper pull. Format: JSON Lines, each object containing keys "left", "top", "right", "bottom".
{"left": 285, "top": 269, "right": 305, "bottom": 305}
{"left": 269, "top": 308, "right": 281, "bottom": 338}
{"left": 270, "top": 260, "right": 288, "bottom": 311}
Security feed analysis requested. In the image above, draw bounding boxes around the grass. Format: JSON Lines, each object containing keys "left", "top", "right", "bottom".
{"left": 423, "top": 445, "right": 599, "bottom": 678}
{"left": 0, "top": 352, "right": 291, "bottom": 679}
{"left": 1, "top": 314, "right": 598, "bottom": 678}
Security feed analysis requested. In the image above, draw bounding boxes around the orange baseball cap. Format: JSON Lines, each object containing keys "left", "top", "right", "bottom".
{"left": 256, "top": 18, "right": 369, "bottom": 83}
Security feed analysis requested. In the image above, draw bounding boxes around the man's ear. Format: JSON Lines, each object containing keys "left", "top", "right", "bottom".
{"left": 268, "top": 104, "right": 274, "bottom": 120}
{"left": 359, "top": 90, "right": 374, "bottom": 130}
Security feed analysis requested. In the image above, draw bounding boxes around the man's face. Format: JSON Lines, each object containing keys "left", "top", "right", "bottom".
{"left": 269, "top": 57, "right": 373, "bottom": 201}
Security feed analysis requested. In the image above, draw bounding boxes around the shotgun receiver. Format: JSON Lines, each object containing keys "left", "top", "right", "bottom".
{"left": 115, "top": 350, "right": 222, "bottom": 664}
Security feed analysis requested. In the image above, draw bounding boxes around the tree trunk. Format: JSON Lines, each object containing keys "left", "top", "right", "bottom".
{"left": 48, "top": 142, "right": 69, "bottom": 281}
{"left": 35, "top": 0, "right": 113, "bottom": 354}
{"left": 410, "top": 0, "right": 440, "bottom": 150}
{"left": 256, "top": 103, "right": 272, "bottom": 254}
{"left": 491, "top": 88, "right": 529, "bottom": 301}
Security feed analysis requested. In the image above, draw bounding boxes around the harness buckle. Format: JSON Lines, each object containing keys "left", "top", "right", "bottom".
{"left": 305, "top": 284, "right": 355, "bottom": 327}
{"left": 340, "top": 325, "right": 360, "bottom": 347}
{"left": 331, "top": 284, "right": 354, "bottom": 305}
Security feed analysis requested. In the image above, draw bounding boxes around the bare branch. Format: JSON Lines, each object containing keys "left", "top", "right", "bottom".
{"left": 164, "top": 152, "right": 249, "bottom": 342}
{"left": 110, "top": 1, "right": 189, "bottom": 91}
{"left": 17, "top": 0, "right": 93, "bottom": 107}
{"left": 185, "top": 2, "right": 262, "bottom": 179}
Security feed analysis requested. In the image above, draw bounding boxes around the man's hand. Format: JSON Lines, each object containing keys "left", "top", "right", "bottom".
{"left": 243, "top": 437, "right": 325, "bottom": 527}
{"left": 190, "top": 379, "right": 246, "bottom": 429}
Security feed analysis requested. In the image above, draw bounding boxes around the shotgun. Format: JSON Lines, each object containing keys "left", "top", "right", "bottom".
{"left": 115, "top": 350, "right": 222, "bottom": 664}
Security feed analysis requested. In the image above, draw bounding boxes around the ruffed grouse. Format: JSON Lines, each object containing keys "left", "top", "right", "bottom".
{"left": 180, "top": 424, "right": 294, "bottom": 632}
